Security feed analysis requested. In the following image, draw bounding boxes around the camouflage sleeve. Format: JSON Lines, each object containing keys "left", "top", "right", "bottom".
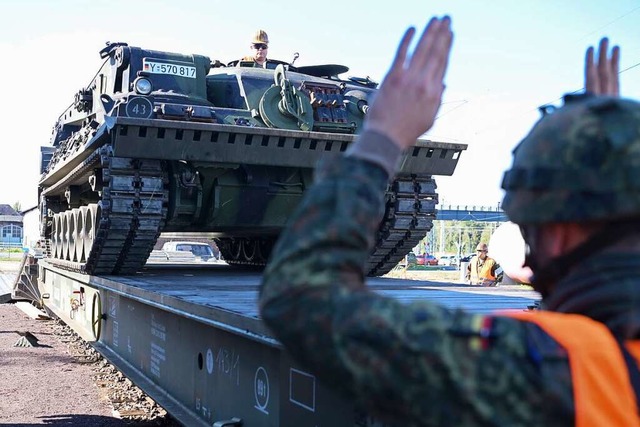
{"left": 259, "top": 155, "right": 559, "bottom": 425}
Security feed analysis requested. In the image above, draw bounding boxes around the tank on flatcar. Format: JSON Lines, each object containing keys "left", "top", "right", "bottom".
{"left": 38, "top": 42, "right": 466, "bottom": 276}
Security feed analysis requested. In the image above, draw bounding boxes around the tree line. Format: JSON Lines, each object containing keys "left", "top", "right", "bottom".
{"left": 416, "top": 220, "right": 503, "bottom": 257}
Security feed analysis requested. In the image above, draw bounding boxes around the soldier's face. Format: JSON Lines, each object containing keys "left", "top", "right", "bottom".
{"left": 252, "top": 43, "right": 268, "bottom": 64}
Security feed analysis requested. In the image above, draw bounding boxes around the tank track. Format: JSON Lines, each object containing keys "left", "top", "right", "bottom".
{"left": 365, "top": 175, "right": 438, "bottom": 276}
{"left": 216, "top": 175, "right": 437, "bottom": 277}
{"left": 43, "top": 153, "right": 434, "bottom": 276}
{"left": 45, "top": 146, "right": 168, "bottom": 275}
{"left": 215, "top": 237, "right": 276, "bottom": 268}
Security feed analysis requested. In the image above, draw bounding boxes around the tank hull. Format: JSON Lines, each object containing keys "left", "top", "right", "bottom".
{"left": 38, "top": 42, "right": 467, "bottom": 276}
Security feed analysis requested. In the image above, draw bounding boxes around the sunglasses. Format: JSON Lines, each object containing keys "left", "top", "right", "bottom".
{"left": 476, "top": 249, "right": 487, "bottom": 252}
{"left": 253, "top": 43, "right": 268, "bottom": 50}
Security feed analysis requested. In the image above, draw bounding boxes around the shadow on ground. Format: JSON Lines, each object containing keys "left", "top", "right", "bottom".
{"left": 3, "top": 413, "right": 178, "bottom": 427}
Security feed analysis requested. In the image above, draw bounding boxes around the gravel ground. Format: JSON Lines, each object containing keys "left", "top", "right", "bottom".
{"left": 0, "top": 258, "right": 180, "bottom": 427}
{"left": 0, "top": 303, "right": 181, "bottom": 426}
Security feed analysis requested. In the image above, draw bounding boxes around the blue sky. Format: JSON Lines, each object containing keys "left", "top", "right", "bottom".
{"left": 2, "top": 0, "right": 639, "bottom": 210}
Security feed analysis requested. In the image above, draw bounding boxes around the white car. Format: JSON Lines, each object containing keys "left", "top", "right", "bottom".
{"left": 161, "top": 241, "right": 217, "bottom": 261}
{"left": 438, "top": 255, "right": 458, "bottom": 267}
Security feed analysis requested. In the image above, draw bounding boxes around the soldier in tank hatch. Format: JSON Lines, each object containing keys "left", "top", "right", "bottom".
{"left": 240, "top": 29, "right": 269, "bottom": 68}
{"left": 260, "top": 16, "right": 640, "bottom": 426}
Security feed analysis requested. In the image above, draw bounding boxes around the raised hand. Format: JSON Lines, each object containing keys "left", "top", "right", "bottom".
{"left": 364, "top": 17, "right": 453, "bottom": 150}
{"left": 585, "top": 37, "right": 620, "bottom": 96}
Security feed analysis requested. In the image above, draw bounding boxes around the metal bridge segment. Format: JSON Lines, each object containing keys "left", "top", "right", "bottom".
{"left": 37, "top": 261, "right": 538, "bottom": 426}
{"left": 436, "top": 204, "right": 507, "bottom": 222}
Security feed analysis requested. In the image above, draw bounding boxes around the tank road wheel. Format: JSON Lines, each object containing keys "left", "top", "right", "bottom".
{"left": 257, "top": 238, "right": 275, "bottom": 262}
{"left": 50, "top": 215, "right": 56, "bottom": 259}
{"left": 72, "top": 209, "right": 82, "bottom": 262}
{"left": 216, "top": 238, "right": 250, "bottom": 264}
{"left": 216, "top": 237, "right": 271, "bottom": 266}
{"left": 52, "top": 214, "right": 61, "bottom": 259}
{"left": 83, "top": 204, "right": 100, "bottom": 264}
{"left": 76, "top": 207, "right": 89, "bottom": 262}
{"left": 67, "top": 210, "right": 78, "bottom": 262}
{"left": 230, "top": 239, "right": 243, "bottom": 261}
{"left": 83, "top": 205, "right": 96, "bottom": 262}
{"left": 61, "top": 212, "right": 70, "bottom": 261}
{"left": 52, "top": 214, "right": 62, "bottom": 258}
{"left": 57, "top": 213, "right": 65, "bottom": 259}
{"left": 242, "top": 239, "right": 258, "bottom": 262}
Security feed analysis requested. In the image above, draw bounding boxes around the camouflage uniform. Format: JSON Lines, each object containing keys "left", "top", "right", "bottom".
{"left": 261, "top": 130, "right": 559, "bottom": 425}
{"left": 260, "top": 97, "right": 640, "bottom": 425}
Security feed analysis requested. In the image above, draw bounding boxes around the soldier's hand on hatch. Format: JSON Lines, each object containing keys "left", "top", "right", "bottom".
{"left": 585, "top": 37, "right": 620, "bottom": 96}
{"left": 364, "top": 16, "right": 453, "bottom": 151}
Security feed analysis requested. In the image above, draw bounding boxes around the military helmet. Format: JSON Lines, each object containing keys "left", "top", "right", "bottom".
{"left": 501, "top": 95, "right": 640, "bottom": 224}
{"left": 252, "top": 29, "right": 269, "bottom": 45}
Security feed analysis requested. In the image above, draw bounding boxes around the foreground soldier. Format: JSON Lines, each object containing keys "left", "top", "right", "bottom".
{"left": 260, "top": 16, "right": 636, "bottom": 426}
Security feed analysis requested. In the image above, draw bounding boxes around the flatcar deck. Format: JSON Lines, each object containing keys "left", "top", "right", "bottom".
{"left": 77, "top": 262, "right": 539, "bottom": 318}
{"left": 37, "top": 260, "right": 539, "bottom": 427}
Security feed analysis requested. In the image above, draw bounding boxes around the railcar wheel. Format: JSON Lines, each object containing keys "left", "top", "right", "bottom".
{"left": 91, "top": 292, "right": 103, "bottom": 340}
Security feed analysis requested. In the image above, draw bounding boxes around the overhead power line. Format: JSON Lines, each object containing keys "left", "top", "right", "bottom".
{"left": 579, "top": 6, "right": 640, "bottom": 41}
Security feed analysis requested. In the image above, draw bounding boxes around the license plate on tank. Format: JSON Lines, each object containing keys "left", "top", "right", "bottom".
{"left": 143, "top": 59, "right": 196, "bottom": 78}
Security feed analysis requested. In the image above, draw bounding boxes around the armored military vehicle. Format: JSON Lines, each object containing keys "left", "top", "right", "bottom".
{"left": 38, "top": 41, "right": 466, "bottom": 276}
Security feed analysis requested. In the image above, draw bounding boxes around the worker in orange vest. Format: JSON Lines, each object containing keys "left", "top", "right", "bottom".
{"left": 466, "top": 242, "right": 503, "bottom": 286}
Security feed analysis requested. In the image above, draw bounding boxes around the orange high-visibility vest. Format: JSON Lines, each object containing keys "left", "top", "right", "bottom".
{"left": 469, "top": 257, "right": 499, "bottom": 284}
{"left": 503, "top": 311, "right": 640, "bottom": 427}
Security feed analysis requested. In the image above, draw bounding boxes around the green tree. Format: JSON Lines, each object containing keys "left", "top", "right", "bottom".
{"left": 429, "top": 220, "right": 502, "bottom": 257}
{"left": 12, "top": 201, "right": 21, "bottom": 213}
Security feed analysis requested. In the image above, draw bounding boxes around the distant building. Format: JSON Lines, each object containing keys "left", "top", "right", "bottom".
{"left": 0, "top": 204, "right": 23, "bottom": 247}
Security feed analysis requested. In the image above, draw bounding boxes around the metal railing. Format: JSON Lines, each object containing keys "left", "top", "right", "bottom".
{"left": 438, "top": 204, "right": 503, "bottom": 212}
{"left": 0, "top": 242, "right": 24, "bottom": 249}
